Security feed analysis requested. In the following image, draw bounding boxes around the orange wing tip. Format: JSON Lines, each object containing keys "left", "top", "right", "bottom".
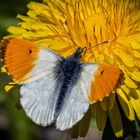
{"left": 89, "top": 64, "right": 121, "bottom": 103}
{"left": 1, "top": 38, "right": 39, "bottom": 83}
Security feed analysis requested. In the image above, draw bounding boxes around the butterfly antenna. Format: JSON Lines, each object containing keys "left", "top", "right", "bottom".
{"left": 90, "top": 40, "right": 111, "bottom": 48}
{"left": 65, "top": 19, "right": 79, "bottom": 50}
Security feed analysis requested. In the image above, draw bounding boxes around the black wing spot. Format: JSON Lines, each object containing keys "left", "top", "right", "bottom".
{"left": 29, "top": 49, "right": 32, "bottom": 54}
{"left": 101, "top": 70, "right": 104, "bottom": 75}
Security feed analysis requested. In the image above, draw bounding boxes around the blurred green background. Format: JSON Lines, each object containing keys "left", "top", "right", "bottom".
{"left": 0, "top": 0, "right": 40, "bottom": 39}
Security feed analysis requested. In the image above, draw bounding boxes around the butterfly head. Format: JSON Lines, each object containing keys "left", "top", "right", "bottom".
{"left": 73, "top": 47, "right": 87, "bottom": 59}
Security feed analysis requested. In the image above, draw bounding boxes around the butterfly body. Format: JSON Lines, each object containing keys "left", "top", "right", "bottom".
{"left": 0, "top": 39, "right": 121, "bottom": 130}
{"left": 54, "top": 48, "right": 83, "bottom": 118}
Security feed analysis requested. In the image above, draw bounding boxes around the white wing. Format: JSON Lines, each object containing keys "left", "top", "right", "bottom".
{"left": 20, "top": 73, "right": 61, "bottom": 126}
{"left": 80, "top": 63, "right": 99, "bottom": 102}
{"left": 19, "top": 47, "right": 62, "bottom": 83}
{"left": 56, "top": 79, "right": 89, "bottom": 130}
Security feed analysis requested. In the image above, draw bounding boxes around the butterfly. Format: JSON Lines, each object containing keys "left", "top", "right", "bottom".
{"left": 0, "top": 38, "right": 120, "bottom": 130}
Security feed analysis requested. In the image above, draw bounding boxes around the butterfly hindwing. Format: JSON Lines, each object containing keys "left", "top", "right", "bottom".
{"left": 20, "top": 73, "right": 61, "bottom": 126}
{"left": 56, "top": 79, "right": 89, "bottom": 130}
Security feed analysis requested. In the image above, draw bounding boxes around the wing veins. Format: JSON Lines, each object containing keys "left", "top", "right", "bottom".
{"left": 15, "top": 68, "right": 55, "bottom": 83}
{"left": 80, "top": 77, "right": 89, "bottom": 95}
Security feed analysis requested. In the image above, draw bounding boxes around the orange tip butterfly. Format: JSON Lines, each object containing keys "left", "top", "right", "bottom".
{"left": 0, "top": 38, "right": 120, "bottom": 130}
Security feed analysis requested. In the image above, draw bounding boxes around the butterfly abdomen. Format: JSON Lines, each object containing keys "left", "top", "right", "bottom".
{"left": 54, "top": 55, "right": 82, "bottom": 118}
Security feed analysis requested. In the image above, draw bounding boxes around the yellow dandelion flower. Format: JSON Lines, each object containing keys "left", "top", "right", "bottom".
{"left": 1, "top": 0, "right": 140, "bottom": 138}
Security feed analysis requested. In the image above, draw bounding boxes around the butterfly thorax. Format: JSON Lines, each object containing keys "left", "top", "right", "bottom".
{"left": 54, "top": 49, "right": 83, "bottom": 118}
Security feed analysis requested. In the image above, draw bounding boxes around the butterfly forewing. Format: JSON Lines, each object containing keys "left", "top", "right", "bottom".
{"left": 80, "top": 63, "right": 99, "bottom": 101}
{"left": 80, "top": 63, "right": 120, "bottom": 103}
{"left": 22, "top": 47, "right": 62, "bottom": 83}
{"left": 1, "top": 39, "right": 62, "bottom": 83}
